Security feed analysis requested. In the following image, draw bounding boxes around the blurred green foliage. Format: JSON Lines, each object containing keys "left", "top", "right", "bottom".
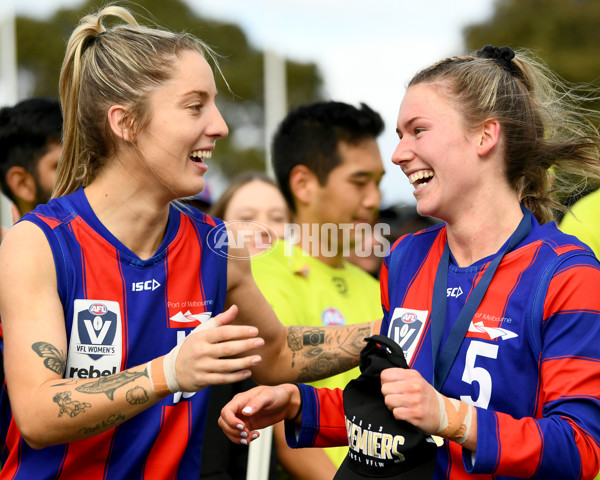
{"left": 15, "top": 0, "right": 323, "bottom": 179}
{"left": 464, "top": 0, "right": 600, "bottom": 209}
{"left": 464, "top": 0, "right": 600, "bottom": 85}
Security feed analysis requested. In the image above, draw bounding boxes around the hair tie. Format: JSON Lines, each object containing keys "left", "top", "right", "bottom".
{"left": 476, "top": 45, "right": 516, "bottom": 74}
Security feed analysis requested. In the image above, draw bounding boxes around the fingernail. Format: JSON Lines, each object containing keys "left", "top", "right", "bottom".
{"left": 241, "top": 439, "right": 247, "bottom": 445}
{"left": 242, "top": 406, "right": 253, "bottom": 414}
{"left": 240, "top": 431, "right": 248, "bottom": 438}
{"left": 254, "top": 338, "right": 263, "bottom": 347}
{"left": 251, "top": 433, "right": 258, "bottom": 439}
{"left": 252, "top": 356, "right": 262, "bottom": 365}
{"left": 236, "top": 424, "right": 244, "bottom": 430}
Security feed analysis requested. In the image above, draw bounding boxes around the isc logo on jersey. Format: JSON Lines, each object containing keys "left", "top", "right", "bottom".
{"left": 66, "top": 299, "right": 122, "bottom": 379}
{"left": 387, "top": 308, "right": 428, "bottom": 365}
{"left": 131, "top": 279, "right": 161, "bottom": 292}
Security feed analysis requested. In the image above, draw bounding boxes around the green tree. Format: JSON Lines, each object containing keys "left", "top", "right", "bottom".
{"left": 15, "top": 0, "right": 323, "bottom": 179}
{"left": 464, "top": 0, "right": 600, "bottom": 84}
{"left": 463, "top": 0, "right": 600, "bottom": 209}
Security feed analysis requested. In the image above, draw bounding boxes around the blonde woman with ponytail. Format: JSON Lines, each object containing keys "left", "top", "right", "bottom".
{"left": 0, "top": 5, "right": 375, "bottom": 479}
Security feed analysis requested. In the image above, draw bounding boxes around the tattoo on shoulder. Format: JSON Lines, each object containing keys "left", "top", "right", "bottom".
{"left": 75, "top": 370, "right": 147, "bottom": 400}
{"left": 32, "top": 342, "right": 66, "bottom": 376}
{"left": 53, "top": 391, "right": 91, "bottom": 418}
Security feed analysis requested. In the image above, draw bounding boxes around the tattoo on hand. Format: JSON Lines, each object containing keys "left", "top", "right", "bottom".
{"left": 32, "top": 342, "right": 66, "bottom": 376}
{"left": 126, "top": 386, "right": 149, "bottom": 405}
{"left": 79, "top": 413, "right": 126, "bottom": 435}
{"left": 53, "top": 391, "right": 91, "bottom": 418}
{"left": 75, "top": 370, "right": 147, "bottom": 400}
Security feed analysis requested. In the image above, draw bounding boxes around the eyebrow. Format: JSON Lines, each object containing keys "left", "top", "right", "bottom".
{"left": 396, "top": 116, "right": 424, "bottom": 133}
{"left": 181, "top": 90, "right": 211, "bottom": 101}
{"left": 350, "top": 170, "right": 384, "bottom": 180}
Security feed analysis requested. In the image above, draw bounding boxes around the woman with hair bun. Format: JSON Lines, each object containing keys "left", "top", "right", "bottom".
{"left": 0, "top": 5, "right": 374, "bottom": 479}
{"left": 220, "top": 45, "right": 600, "bottom": 479}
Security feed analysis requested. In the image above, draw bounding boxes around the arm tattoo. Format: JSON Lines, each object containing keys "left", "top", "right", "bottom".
{"left": 287, "top": 327, "right": 304, "bottom": 367}
{"left": 79, "top": 413, "right": 126, "bottom": 435}
{"left": 296, "top": 353, "right": 356, "bottom": 383}
{"left": 75, "top": 370, "right": 148, "bottom": 400}
{"left": 126, "top": 386, "right": 149, "bottom": 405}
{"left": 288, "top": 324, "right": 372, "bottom": 383}
{"left": 334, "top": 325, "right": 372, "bottom": 357}
{"left": 32, "top": 342, "right": 66, "bottom": 376}
{"left": 53, "top": 391, "right": 91, "bottom": 418}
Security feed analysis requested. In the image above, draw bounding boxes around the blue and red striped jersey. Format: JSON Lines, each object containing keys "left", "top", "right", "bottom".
{"left": 288, "top": 210, "right": 600, "bottom": 479}
{"left": 0, "top": 187, "right": 228, "bottom": 479}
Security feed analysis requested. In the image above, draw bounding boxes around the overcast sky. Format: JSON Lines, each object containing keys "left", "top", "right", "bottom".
{"left": 7, "top": 0, "right": 496, "bottom": 207}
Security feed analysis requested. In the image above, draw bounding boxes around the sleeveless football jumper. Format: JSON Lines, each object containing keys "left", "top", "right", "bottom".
{"left": 0, "top": 187, "right": 228, "bottom": 479}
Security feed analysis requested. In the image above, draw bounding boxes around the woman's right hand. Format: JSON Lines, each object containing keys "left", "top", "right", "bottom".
{"left": 218, "top": 383, "right": 301, "bottom": 444}
{"left": 174, "top": 305, "right": 265, "bottom": 391}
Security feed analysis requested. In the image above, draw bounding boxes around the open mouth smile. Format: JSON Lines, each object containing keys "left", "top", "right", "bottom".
{"left": 408, "top": 170, "right": 434, "bottom": 189}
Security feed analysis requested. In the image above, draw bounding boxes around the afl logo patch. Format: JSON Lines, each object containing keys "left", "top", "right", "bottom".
{"left": 400, "top": 312, "right": 417, "bottom": 324}
{"left": 388, "top": 307, "right": 429, "bottom": 365}
{"left": 322, "top": 307, "right": 346, "bottom": 326}
{"left": 89, "top": 303, "right": 108, "bottom": 316}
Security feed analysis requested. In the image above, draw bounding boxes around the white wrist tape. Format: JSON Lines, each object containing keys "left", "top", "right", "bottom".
{"left": 148, "top": 317, "right": 219, "bottom": 396}
{"left": 163, "top": 343, "right": 182, "bottom": 393}
{"left": 435, "top": 390, "right": 473, "bottom": 445}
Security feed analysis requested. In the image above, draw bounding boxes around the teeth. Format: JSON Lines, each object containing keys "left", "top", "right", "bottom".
{"left": 408, "top": 170, "right": 434, "bottom": 186}
{"left": 190, "top": 150, "right": 212, "bottom": 159}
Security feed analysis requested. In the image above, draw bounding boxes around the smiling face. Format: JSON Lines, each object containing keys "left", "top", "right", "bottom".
{"left": 392, "top": 82, "right": 482, "bottom": 223}
{"left": 133, "top": 49, "right": 228, "bottom": 200}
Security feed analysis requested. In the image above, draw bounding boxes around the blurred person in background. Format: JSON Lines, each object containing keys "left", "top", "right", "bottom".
{"left": 199, "top": 171, "right": 290, "bottom": 479}
{"left": 250, "top": 101, "right": 385, "bottom": 479}
{"left": 346, "top": 204, "right": 439, "bottom": 278}
{"left": 211, "top": 171, "right": 289, "bottom": 257}
{"left": 0, "top": 97, "right": 62, "bottom": 226}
